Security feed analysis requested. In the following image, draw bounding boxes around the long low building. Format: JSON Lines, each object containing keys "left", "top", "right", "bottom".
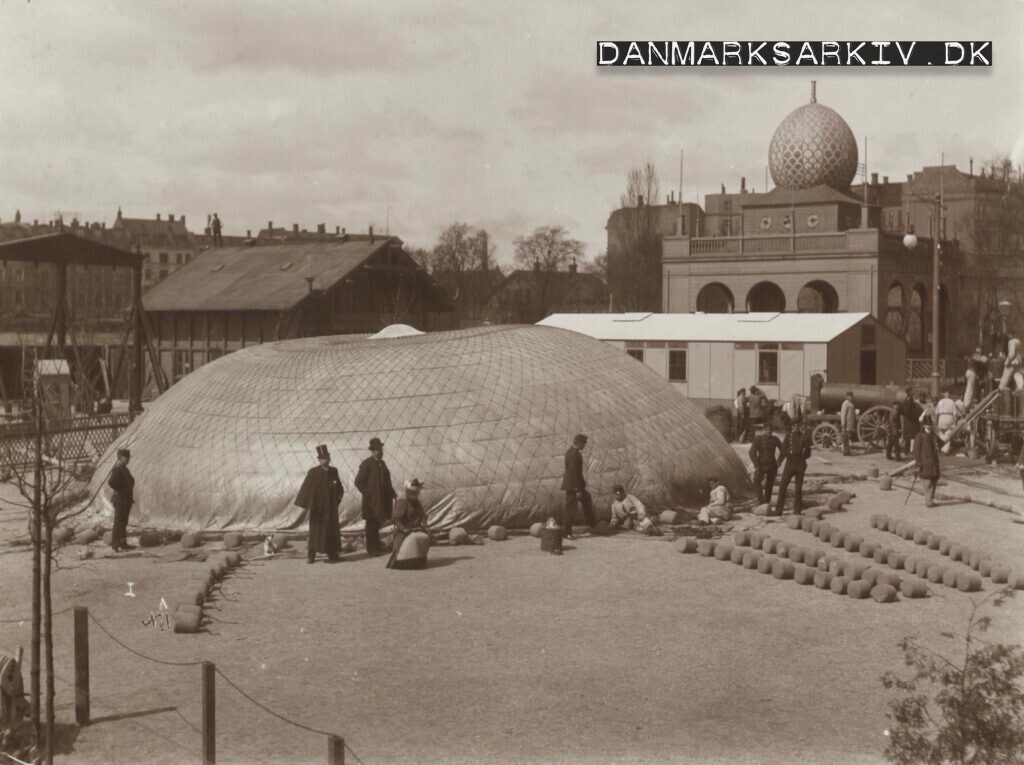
{"left": 538, "top": 311, "right": 905, "bottom": 408}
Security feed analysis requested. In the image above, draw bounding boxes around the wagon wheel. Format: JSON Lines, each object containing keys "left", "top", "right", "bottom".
{"left": 812, "top": 422, "right": 839, "bottom": 451}
{"left": 857, "top": 405, "right": 890, "bottom": 451}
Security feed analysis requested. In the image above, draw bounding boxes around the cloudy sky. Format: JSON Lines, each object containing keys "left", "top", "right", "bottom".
{"left": 0, "top": 0, "right": 1020, "bottom": 264}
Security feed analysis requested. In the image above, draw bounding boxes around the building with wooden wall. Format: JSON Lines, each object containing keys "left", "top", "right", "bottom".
{"left": 142, "top": 234, "right": 456, "bottom": 384}
{"left": 538, "top": 311, "right": 905, "bottom": 409}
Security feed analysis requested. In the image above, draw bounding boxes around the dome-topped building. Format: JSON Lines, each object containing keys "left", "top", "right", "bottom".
{"left": 768, "top": 82, "right": 858, "bottom": 191}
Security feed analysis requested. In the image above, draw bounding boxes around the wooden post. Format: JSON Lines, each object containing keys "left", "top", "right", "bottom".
{"left": 327, "top": 735, "right": 345, "bottom": 765}
{"left": 73, "top": 607, "right": 89, "bottom": 726}
{"left": 130, "top": 258, "right": 144, "bottom": 415}
{"left": 202, "top": 661, "right": 215, "bottom": 765}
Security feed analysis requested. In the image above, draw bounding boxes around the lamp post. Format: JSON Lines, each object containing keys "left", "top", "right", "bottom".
{"left": 903, "top": 195, "right": 944, "bottom": 397}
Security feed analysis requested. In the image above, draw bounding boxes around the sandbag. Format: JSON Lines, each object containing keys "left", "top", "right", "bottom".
{"left": 867, "top": 467, "right": 879, "bottom": 478}
{"left": 450, "top": 527, "right": 472, "bottom": 545}
{"left": 1008, "top": 571, "right": 1024, "bottom": 590}
{"left": 926, "top": 565, "right": 946, "bottom": 584}
{"left": 901, "top": 578, "right": 928, "bottom": 598}
{"left": 912, "top": 528, "right": 930, "bottom": 545}
{"left": 887, "top": 552, "right": 907, "bottom": 570}
{"left": 871, "top": 584, "right": 898, "bottom": 603}
{"left": 873, "top": 546, "right": 892, "bottom": 564}
{"left": 829, "top": 530, "right": 845, "bottom": 548}
{"left": 869, "top": 514, "right": 883, "bottom": 529}
{"left": 139, "top": 530, "right": 161, "bottom": 548}
{"left": 990, "top": 565, "right": 1011, "bottom": 584}
{"left": 956, "top": 572, "right": 982, "bottom": 592}
{"left": 271, "top": 533, "right": 290, "bottom": 550}
{"left": 53, "top": 527, "right": 74, "bottom": 546}
{"left": 926, "top": 534, "right": 942, "bottom": 551}
{"left": 843, "top": 534, "right": 864, "bottom": 553}
{"left": 529, "top": 522, "right": 544, "bottom": 538}
{"left": 181, "top": 533, "right": 202, "bottom": 549}
{"left": 827, "top": 491, "right": 854, "bottom": 510}
{"left": 900, "top": 525, "right": 916, "bottom": 541}
{"left": 74, "top": 528, "right": 101, "bottom": 545}
{"left": 742, "top": 550, "right": 763, "bottom": 569}
{"left": 948, "top": 544, "right": 964, "bottom": 562}
{"left": 660, "top": 510, "right": 683, "bottom": 525}
{"left": 805, "top": 507, "right": 827, "bottom": 520}
{"left": 714, "top": 543, "right": 735, "bottom": 561}
{"left": 772, "top": 559, "right": 795, "bottom": 580}
{"left": 860, "top": 568, "right": 884, "bottom": 587}
{"left": 786, "top": 515, "right": 802, "bottom": 530}
{"left": 762, "top": 538, "right": 781, "bottom": 555}
{"left": 488, "top": 525, "right": 509, "bottom": 541}
{"left": 676, "top": 537, "right": 699, "bottom": 554}
{"left": 978, "top": 560, "right": 993, "bottom": 578}
{"left": 847, "top": 580, "right": 871, "bottom": 599}
{"left": 787, "top": 547, "right": 805, "bottom": 564}
{"left": 859, "top": 540, "right": 878, "bottom": 558}
{"left": 794, "top": 565, "right": 816, "bottom": 585}
{"left": 968, "top": 552, "right": 983, "bottom": 571}
{"left": 799, "top": 516, "right": 815, "bottom": 533}
{"left": 942, "top": 569, "right": 959, "bottom": 588}
{"left": 803, "top": 549, "right": 824, "bottom": 568}
{"left": 223, "top": 532, "right": 243, "bottom": 549}
{"left": 810, "top": 520, "right": 823, "bottom": 535}
{"left": 843, "top": 560, "right": 871, "bottom": 580}
{"left": 914, "top": 558, "right": 930, "bottom": 578}
{"left": 729, "top": 547, "right": 746, "bottom": 565}
{"left": 830, "top": 575, "right": 851, "bottom": 595}
{"left": 938, "top": 538, "right": 953, "bottom": 556}
{"left": 174, "top": 610, "right": 202, "bottom": 634}
{"left": 697, "top": 540, "right": 717, "bottom": 557}
{"left": 903, "top": 556, "right": 920, "bottom": 576}
{"left": 816, "top": 523, "right": 832, "bottom": 541}
{"left": 748, "top": 532, "right": 767, "bottom": 550}
{"left": 879, "top": 572, "right": 902, "bottom": 589}
{"left": 828, "top": 559, "right": 845, "bottom": 577}
{"left": 757, "top": 555, "right": 777, "bottom": 574}
{"left": 733, "top": 531, "right": 751, "bottom": 547}
{"left": 225, "top": 551, "right": 242, "bottom": 568}
{"left": 813, "top": 571, "right": 833, "bottom": 589}
{"left": 879, "top": 475, "right": 892, "bottom": 491}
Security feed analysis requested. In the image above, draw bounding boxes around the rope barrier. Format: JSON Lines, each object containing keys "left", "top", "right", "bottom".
{"left": 86, "top": 612, "right": 202, "bottom": 667}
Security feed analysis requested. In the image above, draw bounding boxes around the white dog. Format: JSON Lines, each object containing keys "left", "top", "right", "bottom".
{"left": 263, "top": 536, "right": 277, "bottom": 556}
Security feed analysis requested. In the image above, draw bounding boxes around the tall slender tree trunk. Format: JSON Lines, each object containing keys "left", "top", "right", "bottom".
{"left": 31, "top": 394, "right": 42, "bottom": 750}
{"left": 43, "top": 519, "right": 54, "bottom": 765}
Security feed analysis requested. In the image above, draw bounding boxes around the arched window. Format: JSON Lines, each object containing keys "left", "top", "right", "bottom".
{"left": 797, "top": 280, "right": 839, "bottom": 313}
{"left": 908, "top": 284, "right": 927, "bottom": 353}
{"left": 885, "top": 283, "right": 904, "bottom": 336}
{"left": 696, "top": 282, "right": 734, "bottom": 313}
{"left": 746, "top": 281, "right": 786, "bottom": 313}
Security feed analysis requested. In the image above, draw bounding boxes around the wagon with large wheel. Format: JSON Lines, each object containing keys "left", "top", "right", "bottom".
{"left": 803, "top": 374, "right": 908, "bottom": 452}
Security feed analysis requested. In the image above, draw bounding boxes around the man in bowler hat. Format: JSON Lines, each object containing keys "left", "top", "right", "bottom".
{"left": 294, "top": 444, "right": 344, "bottom": 563}
{"left": 560, "top": 433, "right": 596, "bottom": 539}
{"left": 354, "top": 437, "right": 397, "bottom": 556}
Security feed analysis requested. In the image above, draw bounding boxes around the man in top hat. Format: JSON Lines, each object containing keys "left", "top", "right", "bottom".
{"left": 107, "top": 448, "right": 135, "bottom": 552}
{"left": 294, "top": 445, "right": 344, "bottom": 563}
{"left": 354, "top": 437, "right": 397, "bottom": 556}
{"left": 560, "top": 433, "right": 596, "bottom": 539}
{"left": 913, "top": 416, "right": 942, "bottom": 508}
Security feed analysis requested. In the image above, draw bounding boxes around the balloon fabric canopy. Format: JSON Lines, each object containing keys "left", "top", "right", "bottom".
{"left": 89, "top": 325, "right": 750, "bottom": 531}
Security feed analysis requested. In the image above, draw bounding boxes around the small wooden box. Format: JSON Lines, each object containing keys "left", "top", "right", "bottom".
{"left": 540, "top": 527, "right": 563, "bottom": 552}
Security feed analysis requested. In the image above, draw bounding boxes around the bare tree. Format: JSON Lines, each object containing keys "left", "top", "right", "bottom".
{"left": 428, "top": 223, "right": 501, "bottom": 326}
{"left": 0, "top": 380, "right": 91, "bottom": 764}
{"left": 512, "top": 225, "right": 586, "bottom": 322}
{"left": 607, "top": 163, "right": 664, "bottom": 312}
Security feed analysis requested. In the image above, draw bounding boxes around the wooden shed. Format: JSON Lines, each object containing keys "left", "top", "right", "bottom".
{"left": 538, "top": 312, "right": 906, "bottom": 409}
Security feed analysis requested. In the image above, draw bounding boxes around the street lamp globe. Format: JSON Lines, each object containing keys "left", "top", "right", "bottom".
{"left": 902, "top": 232, "right": 918, "bottom": 250}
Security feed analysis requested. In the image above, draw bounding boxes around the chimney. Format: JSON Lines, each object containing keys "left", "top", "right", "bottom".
{"left": 741, "top": 177, "right": 746, "bottom": 193}
{"left": 169, "top": 213, "right": 175, "bottom": 222}
{"left": 342, "top": 227, "right": 346, "bottom": 235}
{"left": 969, "top": 157, "right": 974, "bottom": 176}
{"left": 181, "top": 215, "right": 186, "bottom": 226}
{"left": 317, "top": 223, "right": 326, "bottom": 234}
{"left": 156, "top": 213, "right": 161, "bottom": 221}
{"left": 637, "top": 194, "right": 644, "bottom": 207}
{"left": 569, "top": 258, "right": 577, "bottom": 274}
{"left": 720, "top": 183, "right": 726, "bottom": 194}
{"left": 369, "top": 225, "right": 374, "bottom": 242}
{"left": 883, "top": 176, "right": 889, "bottom": 184}
{"left": 267, "top": 220, "right": 273, "bottom": 235}
{"left": 292, "top": 223, "right": 299, "bottom": 234}
{"left": 871, "top": 172, "right": 878, "bottom": 185}
{"left": 335, "top": 225, "right": 340, "bottom": 235}
{"left": 246, "top": 229, "right": 252, "bottom": 238}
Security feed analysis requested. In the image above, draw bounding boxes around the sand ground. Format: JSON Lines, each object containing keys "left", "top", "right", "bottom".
{"left": 1, "top": 448, "right": 1022, "bottom": 764}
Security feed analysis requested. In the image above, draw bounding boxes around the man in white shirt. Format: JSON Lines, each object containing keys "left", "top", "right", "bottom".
{"left": 935, "top": 391, "right": 957, "bottom": 440}
{"left": 609, "top": 484, "right": 647, "bottom": 531}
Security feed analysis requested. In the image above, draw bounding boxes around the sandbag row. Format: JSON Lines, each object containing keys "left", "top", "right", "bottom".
{"left": 870, "top": 514, "right": 1023, "bottom": 589}
{"left": 167, "top": 551, "right": 245, "bottom": 633}
{"left": 675, "top": 533, "right": 904, "bottom": 603}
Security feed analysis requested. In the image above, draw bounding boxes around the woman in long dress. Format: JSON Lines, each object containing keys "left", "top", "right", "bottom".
{"left": 386, "top": 479, "right": 432, "bottom": 570}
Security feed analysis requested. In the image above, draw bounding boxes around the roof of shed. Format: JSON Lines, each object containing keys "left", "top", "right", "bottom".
{"left": 538, "top": 312, "right": 874, "bottom": 343}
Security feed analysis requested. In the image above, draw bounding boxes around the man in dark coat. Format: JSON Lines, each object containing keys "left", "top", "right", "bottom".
{"left": 899, "top": 387, "right": 921, "bottom": 455}
{"left": 560, "top": 433, "right": 595, "bottom": 539}
{"left": 749, "top": 422, "right": 782, "bottom": 506}
{"left": 107, "top": 448, "right": 135, "bottom": 552}
{"left": 775, "top": 420, "right": 811, "bottom": 516}
{"left": 354, "top": 437, "right": 397, "bottom": 556}
{"left": 294, "top": 444, "right": 343, "bottom": 563}
{"left": 885, "top": 403, "right": 903, "bottom": 461}
{"left": 913, "top": 417, "right": 942, "bottom": 508}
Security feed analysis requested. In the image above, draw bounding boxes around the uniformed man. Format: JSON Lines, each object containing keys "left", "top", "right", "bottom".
{"left": 839, "top": 391, "right": 856, "bottom": 456}
{"left": 107, "top": 448, "right": 135, "bottom": 552}
{"left": 749, "top": 422, "right": 782, "bottom": 507}
{"left": 354, "top": 437, "right": 397, "bottom": 556}
{"left": 775, "top": 420, "right": 812, "bottom": 516}
{"left": 560, "top": 433, "right": 596, "bottom": 540}
{"left": 294, "top": 444, "right": 344, "bottom": 563}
